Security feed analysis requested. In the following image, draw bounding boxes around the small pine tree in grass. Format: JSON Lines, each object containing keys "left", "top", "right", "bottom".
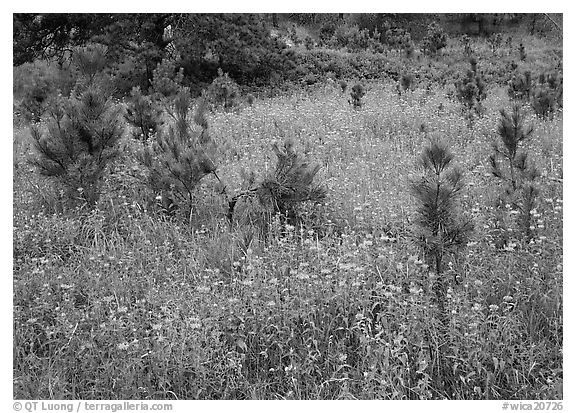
{"left": 460, "top": 34, "right": 473, "bottom": 57}
{"left": 488, "top": 33, "right": 503, "bottom": 56}
{"left": 508, "top": 70, "right": 532, "bottom": 102}
{"left": 30, "top": 86, "right": 124, "bottom": 208}
{"left": 489, "top": 105, "right": 539, "bottom": 239}
{"left": 205, "top": 68, "right": 241, "bottom": 110}
{"left": 138, "top": 88, "right": 218, "bottom": 219}
{"left": 228, "top": 140, "right": 326, "bottom": 234}
{"left": 411, "top": 139, "right": 473, "bottom": 394}
{"left": 349, "top": 83, "right": 365, "bottom": 109}
{"left": 455, "top": 58, "right": 486, "bottom": 122}
{"left": 519, "top": 42, "right": 527, "bottom": 61}
{"left": 124, "top": 86, "right": 163, "bottom": 142}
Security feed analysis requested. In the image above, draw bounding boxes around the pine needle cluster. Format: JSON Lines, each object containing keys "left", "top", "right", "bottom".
{"left": 410, "top": 139, "right": 473, "bottom": 393}
{"left": 455, "top": 57, "right": 486, "bottom": 120}
{"left": 30, "top": 86, "right": 124, "bottom": 208}
{"left": 138, "top": 89, "right": 218, "bottom": 218}
{"left": 228, "top": 140, "right": 326, "bottom": 231}
{"left": 124, "top": 86, "right": 163, "bottom": 142}
{"left": 411, "top": 140, "right": 473, "bottom": 275}
{"left": 489, "top": 105, "right": 539, "bottom": 239}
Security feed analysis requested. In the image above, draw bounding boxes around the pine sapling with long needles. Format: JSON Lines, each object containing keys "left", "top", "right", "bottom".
{"left": 490, "top": 104, "right": 539, "bottom": 239}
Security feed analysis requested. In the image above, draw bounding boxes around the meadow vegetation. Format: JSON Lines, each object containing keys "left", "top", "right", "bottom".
{"left": 13, "top": 14, "right": 562, "bottom": 400}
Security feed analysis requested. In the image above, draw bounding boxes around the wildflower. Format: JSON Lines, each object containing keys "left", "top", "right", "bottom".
{"left": 503, "top": 295, "right": 514, "bottom": 302}
{"left": 189, "top": 317, "right": 201, "bottom": 329}
{"left": 117, "top": 342, "right": 129, "bottom": 350}
{"left": 489, "top": 304, "right": 499, "bottom": 312}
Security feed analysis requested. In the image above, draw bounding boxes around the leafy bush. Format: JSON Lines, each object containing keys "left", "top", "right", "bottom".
{"left": 205, "top": 68, "right": 241, "bottom": 110}
{"left": 488, "top": 33, "right": 503, "bottom": 56}
{"left": 421, "top": 22, "right": 447, "bottom": 55}
{"left": 319, "top": 21, "right": 337, "bottom": 45}
{"left": 30, "top": 86, "right": 124, "bottom": 208}
{"left": 398, "top": 73, "right": 415, "bottom": 94}
{"left": 151, "top": 59, "right": 186, "bottom": 99}
{"left": 349, "top": 83, "right": 365, "bottom": 109}
{"left": 14, "top": 61, "right": 76, "bottom": 123}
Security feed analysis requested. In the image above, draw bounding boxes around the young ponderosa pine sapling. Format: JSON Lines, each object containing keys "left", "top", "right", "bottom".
{"left": 349, "top": 83, "right": 365, "bottom": 109}
{"left": 455, "top": 57, "right": 486, "bottom": 122}
{"left": 411, "top": 139, "right": 473, "bottom": 395}
{"left": 489, "top": 104, "right": 539, "bottom": 240}
{"left": 124, "top": 86, "right": 163, "bottom": 142}
{"left": 138, "top": 88, "right": 218, "bottom": 220}
{"left": 228, "top": 140, "right": 326, "bottom": 234}
{"left": 205, "top": 68, "right": 241, "bottom": 110}
{"left": 30, "top": 86, "right": 125, "bottom": 208}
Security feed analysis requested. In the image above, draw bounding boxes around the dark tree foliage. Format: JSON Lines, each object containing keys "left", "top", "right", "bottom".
{"left": 172, "top": 14, "right": 296, "bottom": 85}
{"left": 13, "top": 14, "right": 110, "bottom": 65}
{"left": 95, "top": 13, "right": 174, "bottom": 89}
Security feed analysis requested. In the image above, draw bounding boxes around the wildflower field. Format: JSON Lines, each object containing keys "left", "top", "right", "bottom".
{"left": 13, "top": 16, "right": 563, "bottom": 400}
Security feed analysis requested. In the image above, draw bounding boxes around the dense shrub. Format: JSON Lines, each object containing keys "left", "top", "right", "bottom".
{"left": 349, "top": 83, "right": 365, "bottom": 109}
{"left": 14, "top": 61, "right": 75, "bottom": 123}
{"left": 204, "top": 68, "right": 241, "bottom": 110}
{"left": 421, "top": 22, "right": 447, "bottom": 55}
{"left": 488, "top": 33, "right": 503, "bottom": 56}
